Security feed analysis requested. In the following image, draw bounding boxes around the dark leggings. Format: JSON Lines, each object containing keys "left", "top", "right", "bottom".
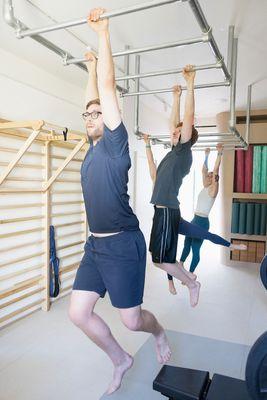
{"left": 167, "top": 215, "right": 231, "bottom": 279}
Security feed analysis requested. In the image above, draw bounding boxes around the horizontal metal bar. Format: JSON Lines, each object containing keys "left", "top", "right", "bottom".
{"left": 121, "top": 80, "right": 230, "bottom": 97}
{"left": 192, "top": 147, "right": 242, "bottom": 152}
{"left": 149, "top": 133, "right": 236, "bottom": 140}
{"left": 188, "top": 0, "right": 231, "bottom": 81}
{"left": 115, "top": 62, "right": 220, "bottom": 82}
{"left": 17, "top": 0, "right": 181, "bottom": 38}
{"left": 65, "top": 35, "right": 205, "bottom": 65}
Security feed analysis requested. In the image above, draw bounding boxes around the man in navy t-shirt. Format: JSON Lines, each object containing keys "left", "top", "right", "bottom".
{"left": 69, "top": 7, "right": 170, "bottom": 395}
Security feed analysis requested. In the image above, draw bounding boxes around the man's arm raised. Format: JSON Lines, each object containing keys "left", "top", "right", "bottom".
{"left": 143, "top": 134, "right": 157, "bottom": 184}
{"left": 169, "top": 85, "right": 182, "bottom": 146}
{"left": 87, "top": 8, "right": 121, "bottom": 131}
{"left": 84, "top": 51, "right": 99, "bottom": 107}
{"left": 180, "top": 65, "right": 196, "bottom": 144}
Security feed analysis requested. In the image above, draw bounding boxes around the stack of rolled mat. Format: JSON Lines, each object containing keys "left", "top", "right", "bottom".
{"left": 231, "top": 201, "right": 267, "bottom": 235}
{"left": 234, "top": 145, "right": 267, "bottom": 193}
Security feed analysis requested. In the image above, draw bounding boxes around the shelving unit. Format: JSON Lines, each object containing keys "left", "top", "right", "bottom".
{"left": 217, "top": 109, "right": 267, "bottom": 266}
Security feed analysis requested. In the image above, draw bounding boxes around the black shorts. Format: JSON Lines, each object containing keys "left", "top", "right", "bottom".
{"left": 149, "top": 206, "right": 180, "bottom": 264}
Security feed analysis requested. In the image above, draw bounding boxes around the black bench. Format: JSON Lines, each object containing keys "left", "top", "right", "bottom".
{"left": 153, "top": 330, "right": 267, "bottom": 400}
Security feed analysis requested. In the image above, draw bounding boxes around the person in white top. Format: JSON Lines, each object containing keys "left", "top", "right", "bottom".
{"left": 176, "top": 145, "right": 246, "bottom": 279}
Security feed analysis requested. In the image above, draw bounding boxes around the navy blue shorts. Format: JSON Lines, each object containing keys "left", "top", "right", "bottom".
{"left": 73, "top": 230, "right": 147, "bottom": 309}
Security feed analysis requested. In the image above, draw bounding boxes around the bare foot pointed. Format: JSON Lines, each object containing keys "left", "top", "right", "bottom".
{"left": 154, "top": 328, "right": 172, "bottom": 364}
{"left": 168, "top": 281, "right": 177, "bottom": 295}
{"left": 187, "top": 281, "right": 201, "bottom": 307}
{"left": 106, "top": 353, "right": 134, "bottom": 395}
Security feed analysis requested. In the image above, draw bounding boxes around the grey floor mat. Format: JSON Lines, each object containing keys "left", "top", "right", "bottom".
{"left": 101, "top": 330, "right": 250, "bottom": 400}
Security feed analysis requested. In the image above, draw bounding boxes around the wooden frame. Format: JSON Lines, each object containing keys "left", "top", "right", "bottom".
{"left": 0, "top": 118, "right": 88, "bottom": 327}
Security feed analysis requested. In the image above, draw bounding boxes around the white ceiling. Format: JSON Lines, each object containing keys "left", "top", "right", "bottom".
{"left": 1, "top": 0, "right": 267, "bottom": 118}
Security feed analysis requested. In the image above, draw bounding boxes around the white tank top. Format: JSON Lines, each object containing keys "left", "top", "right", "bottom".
{"left": 195, "top": 187, "right": 216, "bottom": 217}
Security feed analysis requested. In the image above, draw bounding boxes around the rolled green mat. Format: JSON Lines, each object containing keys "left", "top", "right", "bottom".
{"left": 238, "top": 202, "right": 247, "bottom": 234}
{"left": 260, "top": 203, "right": 267, "bottom": 236}
{"left": 254, "top": 203, "right": 261, "bottom": 235}
{"left": 252, "top": 146, "right": 262, "bottom": 193}
{"left": 231, "top": 202, "right": 240, "bottom": 233}
{"left": 246, "top": 202, "right": 255, "bottom": 235}
{"left": 260, "top": 146, "right": 267, "bottom": 194}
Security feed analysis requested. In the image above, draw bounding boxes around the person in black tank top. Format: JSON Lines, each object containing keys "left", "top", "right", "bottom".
{"left": 69, "top": 8, "right": 171, "bottom": 396}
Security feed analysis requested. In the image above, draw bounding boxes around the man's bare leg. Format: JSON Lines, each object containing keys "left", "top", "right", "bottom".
{"left": 168, "top": 278, "right": 177, "bottom": 295}
{"left": 120, "top": 305, "right": 171, "bottom": 364}
{"left": 69, "top": 291, "right": 133, "bottom": 395}
{"left": 154, "top": 262, "right": 201, "bottom": 307}
{"left": 178, "top": 261, "right": 197, "bottom": 281}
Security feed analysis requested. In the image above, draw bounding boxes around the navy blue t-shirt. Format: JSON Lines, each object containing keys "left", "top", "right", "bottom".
{"left": 151, "top": 140, "right": 192, "bottom": 209}
{"left": 81, "top": 122, "right": 139, "bottom": 233}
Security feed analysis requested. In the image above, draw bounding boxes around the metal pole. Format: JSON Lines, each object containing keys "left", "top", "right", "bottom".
{"left": 134, "top": 55, "right": 141, "bottom": 134}
{"left": 187, "top": 0, "right": 231, "bottom": 81}
{"left": 245, "top": 84, "right": 252, "bottom": 144}
{"left": 65, "top": 36, "right": 206, "bottom": 65}
{"left": 148, "top": 133, "right": 235, "bottom": 139}
{"left": 115, "top": 62, "right": 220, "bottom": 82}
{"left": 229, "top": 38, "right": 238, "bottom": 128}
{"left": 121, "top": 80, "right": 230, "bottom": 97}
{"left": 17, "top": 0, "right": 181, "bottom": 38}
{"left": 227, "top": 26, "right": 234, "bottom": 76}
{"left": 124, "top": 45, "right": 130, "bottom": 92}
{"left": 2, "top": 0, "right": 126, "bottom": 94}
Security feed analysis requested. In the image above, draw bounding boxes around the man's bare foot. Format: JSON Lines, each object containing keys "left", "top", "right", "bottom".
{"left": 154, "top": 328, "right": 172, "bottom": 364}
{"left": 168, "top": 280, "right": 177, "bottom": 295}
{"left": 230, "top": 244, "right": 247, "bottom": 251}
{"left": 187, "top": 281, "right": 201, "bottom": 307}
{"left": 106, "top": 353, "right": 134, "bottom": 395}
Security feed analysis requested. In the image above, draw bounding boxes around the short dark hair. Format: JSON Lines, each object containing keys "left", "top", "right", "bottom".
{"left": 176, "top": 122, "right": 198, "bottom": 146}
{"left": 86, "top": 98, "right": 101, "bottom": 110}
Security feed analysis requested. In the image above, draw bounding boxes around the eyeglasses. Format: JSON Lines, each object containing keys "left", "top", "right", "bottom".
{"left": 82, "top": 111, "right": 102, "bottom": 120}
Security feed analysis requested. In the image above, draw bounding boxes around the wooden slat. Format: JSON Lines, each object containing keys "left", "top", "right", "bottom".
{"left": 0, "top": 239, "right": 44, "bottom": 253}
{"left": 55, "top": 230, "right": 84, "bottom": 240}
{"left": 57, "top": 241, "right": 84, "bottom": 251}
{"left": 60, "top": 251, "right": 83, "bottom": 261}
{"left": 0, "top": 251, "right": 45, "bottom": 268}
{"left": 0, "top": 146, "right": 43, "bottom": 157}
{"left": 60, "top": 263, "right": 79, "bottom": 275}
{"left": 0, "top": 287, "right": 43, "bottom": 309}
{"left": 0, "top": 215, "right": 44, "bottom": 224}
{"left": 43, "top": 138, "right": 86, "bottom": 191}
{"left": 0, "top": 299, "right": 43, "bottom": 324}
{"left": 0, "top": 129, "right": 41, "bottom": 185}
{"left": 55, "top": 220, "right": 85, "bottom": 229}
{"left": 0, "top": 203, "right": 44, "bottom": 210}
{"left": 0, "top": 264, "right": 43, "bottom": 282}
{"left": 43, "top": 141, "right": 50, "bottom": 311}
{"left": 0, "top": 275, "right": 42, "bottom": 300}
{"left": 0, "top": 161, "right": 43, "bottom": 169}
{"left": 0, "top": 227, "right": 44, "bottom": 239}
{"left": 0, "top": 120, "right": 44, "bottom": 130}
{"left": 52, "top": 211, "right": 83, "bottom": 218}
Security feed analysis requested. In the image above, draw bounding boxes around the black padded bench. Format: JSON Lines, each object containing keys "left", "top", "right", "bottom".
{"left": 153, "top": 365, "right": 251, "bottom": 400}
